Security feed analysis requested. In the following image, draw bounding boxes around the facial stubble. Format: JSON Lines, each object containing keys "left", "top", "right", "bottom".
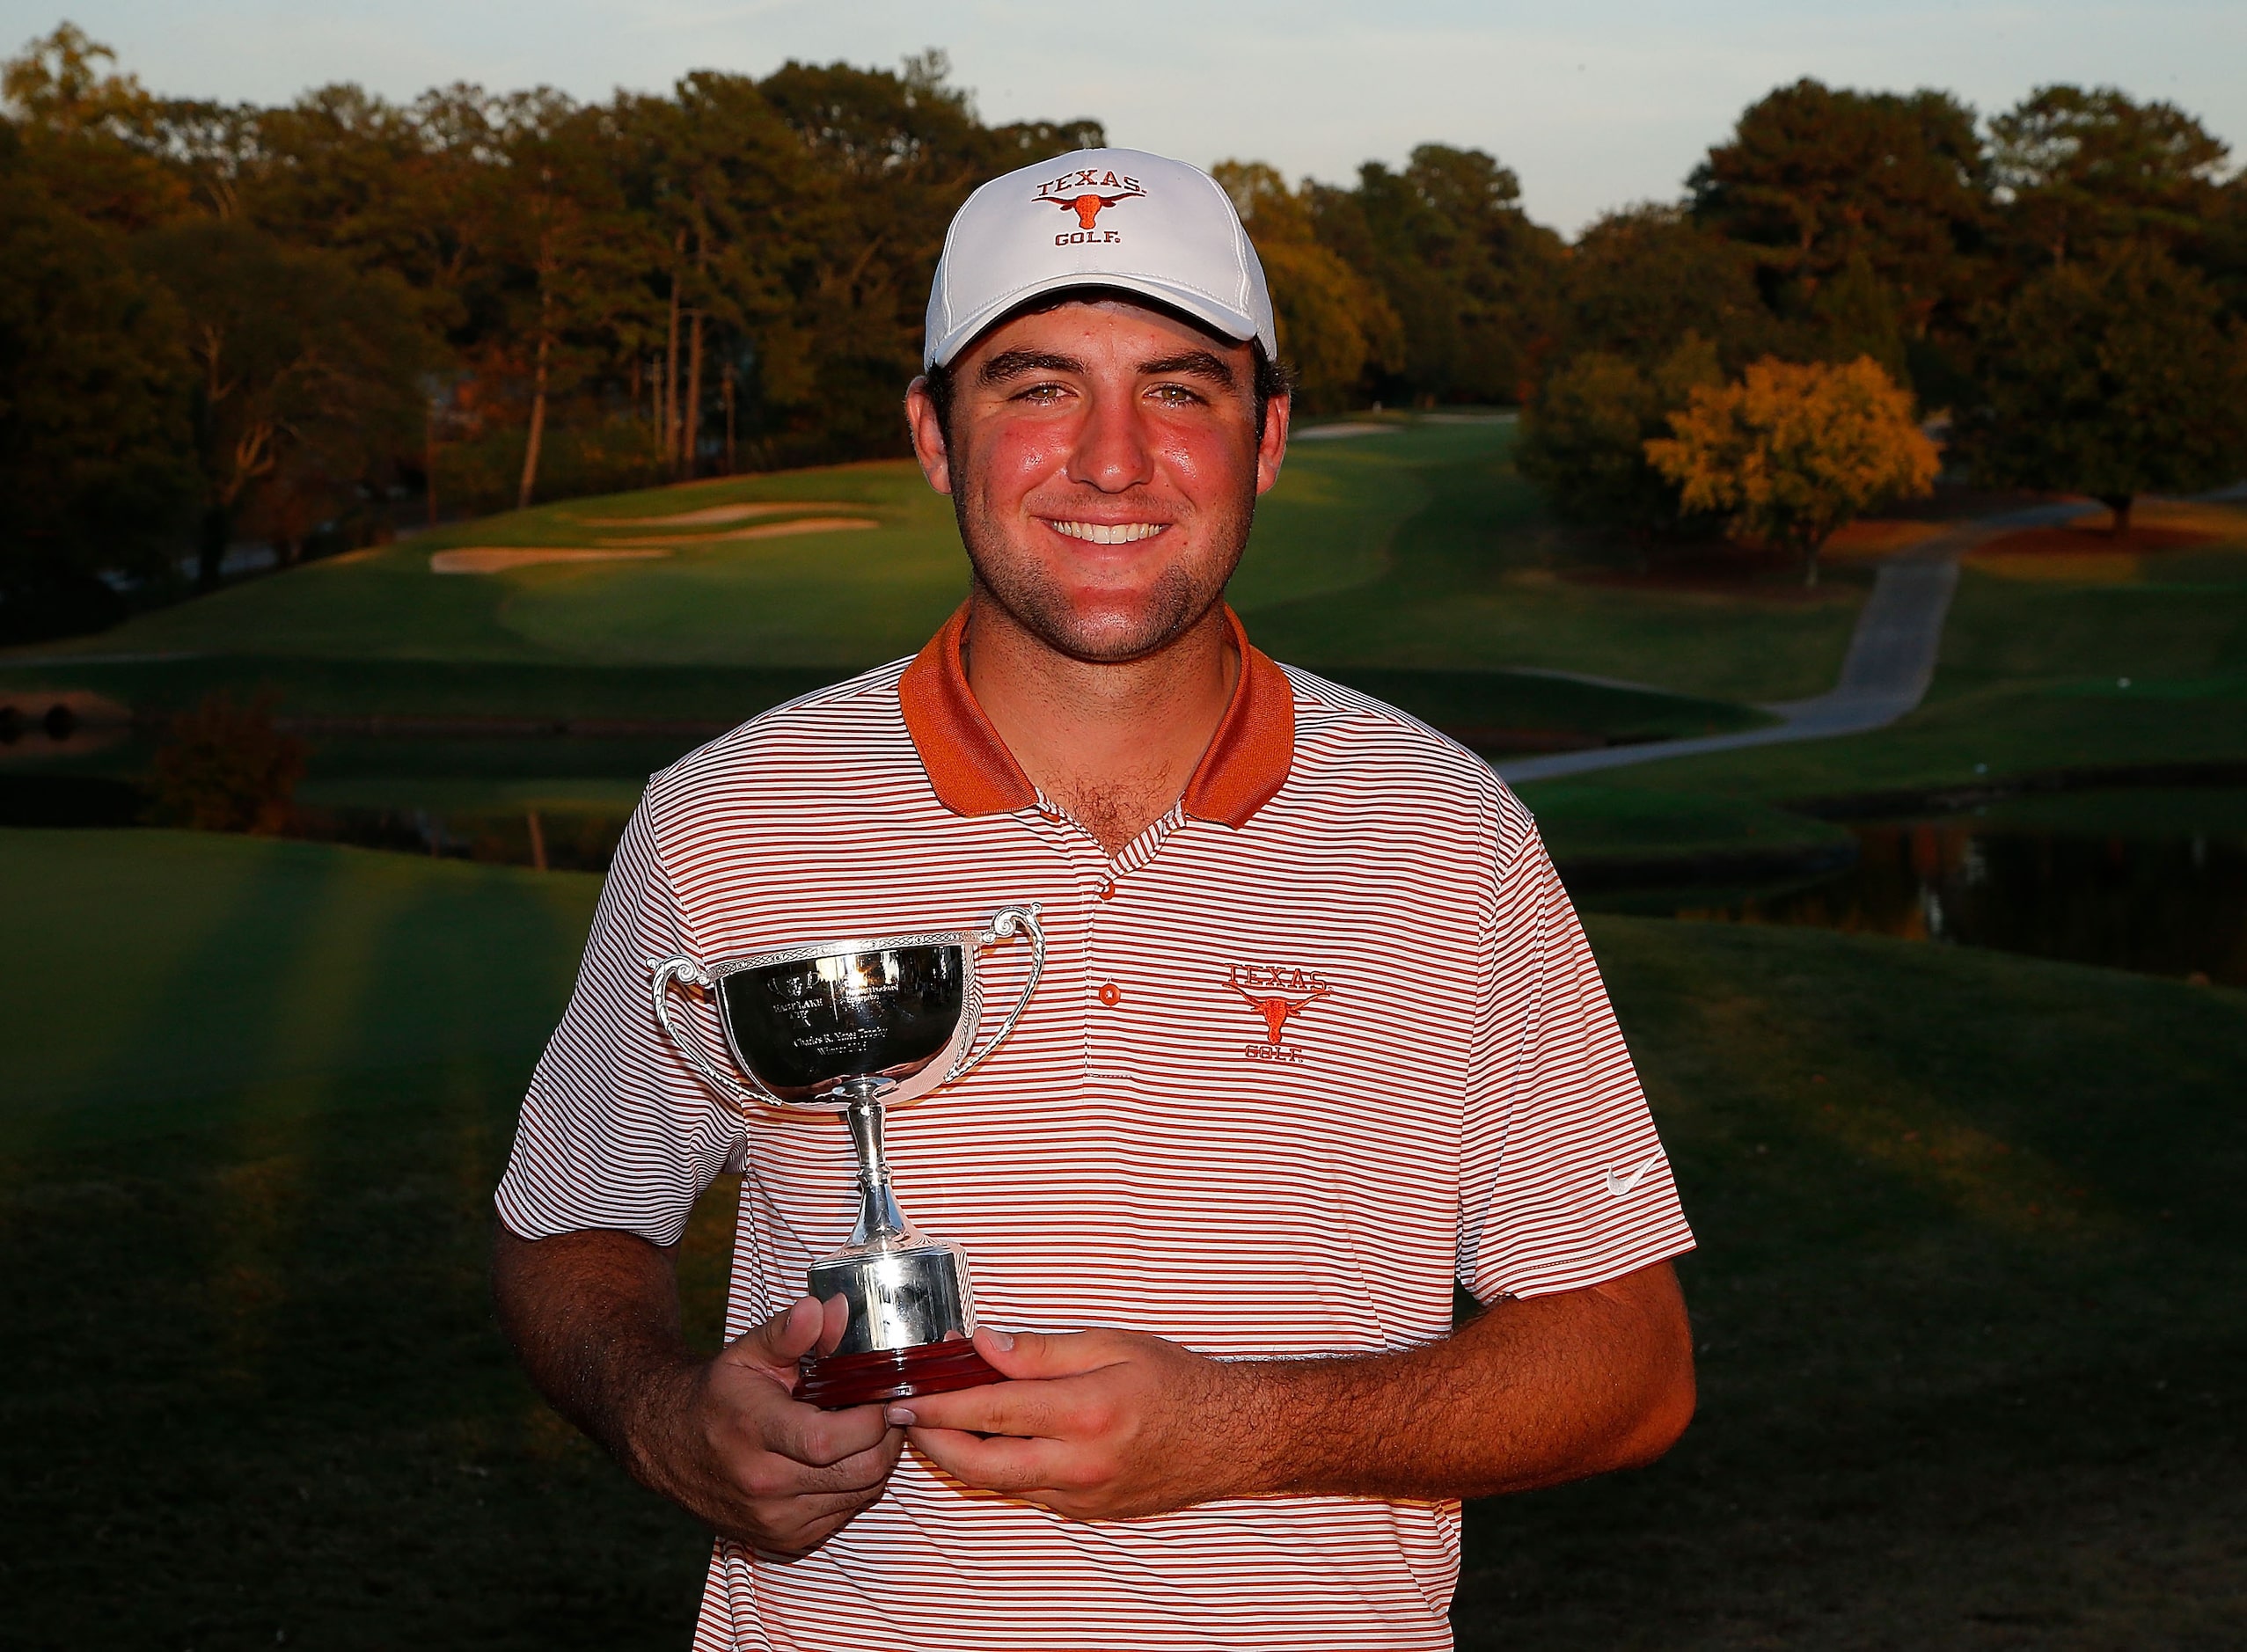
{"left": 949, "top": 475, "right": 1257, "bottom": 666}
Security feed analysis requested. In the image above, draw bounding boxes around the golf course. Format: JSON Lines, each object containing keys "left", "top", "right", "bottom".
{"left": 4, "top": 417, "right": 2245, "bottom": 1646}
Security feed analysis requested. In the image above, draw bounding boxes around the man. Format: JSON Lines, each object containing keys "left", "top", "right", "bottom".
{"left": 494, "top": 148, "right": 1694, "bottom": 1650}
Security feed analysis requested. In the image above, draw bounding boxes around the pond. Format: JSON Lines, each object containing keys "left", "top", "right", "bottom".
{"left": 1669, "top": 795, "right": 2247, "bottom": 988}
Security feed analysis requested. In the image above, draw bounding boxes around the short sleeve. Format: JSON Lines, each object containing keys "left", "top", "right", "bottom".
{"left": 494, "top": 795, "right": 745, "bottom": 1247}
{"left": 1457, "top": 799, "right": 1694, "bottom": 1302}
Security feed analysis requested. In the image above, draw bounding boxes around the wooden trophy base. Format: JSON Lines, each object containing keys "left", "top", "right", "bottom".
{"left": 794, "top": 1339, "right": 1003, "bottom": 1410}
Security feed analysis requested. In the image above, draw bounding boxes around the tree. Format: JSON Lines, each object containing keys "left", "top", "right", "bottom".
{"left": 0, "top": 126, "right": 194, "bottom": 640}
{"left": 1690, "top": 80, "right": 1987, "bottom": 344}
{"left": 1517, "top": 333, "right": 1723, "bottom": 529}
{"left": 1214, "top": 161, "right": 1399, "bottom": 410}
{"left": 1319, "top": 144, "right": 1563, "bottom": 406}
{"left": 1989, "top": 85, "right": 2229, "bottom": 270}
{"left": 134, "top": 220, "right": 428, "bottom": 581}
{"left": 1963, "top": 245, "right": 2247, "bottom": 534}
{"left": 490, "top": 90, "right": 644, "bottom": 505}
{"left": 1645, "top": 355, "right": 1940, "bottom": 584}
{"left": 756, "top": 53, "right": 1099, "bottom": 464}
{"left": 1561, "top": 204, "right": 1778, "bottom": 371}
{"left": 1, "top": 23, "right": 188, "bottom": 230}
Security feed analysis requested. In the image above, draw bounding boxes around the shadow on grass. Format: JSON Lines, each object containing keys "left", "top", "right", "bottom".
{"left": 6, "top": 837, "right": 2243, "bottom": 1648}
{"left": 1451, "top": 921, "right": 2247, "bottom": 1650}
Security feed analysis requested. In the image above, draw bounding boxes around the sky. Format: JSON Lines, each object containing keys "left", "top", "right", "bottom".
{"left": 7, "top": 1, "right": 2243, "bottom": 235}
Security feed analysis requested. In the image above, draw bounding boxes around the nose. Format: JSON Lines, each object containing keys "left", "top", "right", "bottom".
{"left": 1065, "top": 377, "right": 1155, "bottom": 495}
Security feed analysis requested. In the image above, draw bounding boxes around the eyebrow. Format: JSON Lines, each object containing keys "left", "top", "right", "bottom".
{"left": 1136, "top": 350, "right": 1241, "bottom": 390}
{"left": 975, "top": 347, "right": 1243, "bottom": 391}
{"left": 977, "top": 349, "right": 1085, "bottom": 385}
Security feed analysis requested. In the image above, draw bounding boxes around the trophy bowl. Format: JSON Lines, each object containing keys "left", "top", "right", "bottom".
{"left": 650, "top": 906, "right": 1042, "bottom": 1409}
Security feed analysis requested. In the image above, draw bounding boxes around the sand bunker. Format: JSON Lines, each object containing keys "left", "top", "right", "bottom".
{"left": 430, "top": 546, "right": 672, "bottom": 574}
{"left": 594, "top": 516, "right": 879, "bottom": 547}
{"left": 570, "top": 501, "right": 855, "bottom": 529}
{"left": 432, "top": 516, "right": 880, "bottom": 574}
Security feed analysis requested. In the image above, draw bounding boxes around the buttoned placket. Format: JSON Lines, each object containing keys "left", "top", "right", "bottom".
{"left": 1026, "top": 790, "right": 1189, "bottom": 1076}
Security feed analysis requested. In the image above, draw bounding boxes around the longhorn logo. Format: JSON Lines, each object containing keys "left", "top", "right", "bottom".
{"left": 1226, "top": 965, "right": 1331, "bottom": 1046}
{"left": 1057, "top": 191, "right": 1123, "bottom": 230}
{"left": 1033, "top": 169, "right": 1146, "bottom": 236}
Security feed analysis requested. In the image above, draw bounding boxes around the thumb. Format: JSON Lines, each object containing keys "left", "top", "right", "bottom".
{"left": 971, "top": 1324, "right": 1096, "bottom": 1381}
{"left": 728, "top": 1296, "right": 826, "bottom": 1376}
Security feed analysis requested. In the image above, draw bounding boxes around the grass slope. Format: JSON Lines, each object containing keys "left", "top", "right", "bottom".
{"left": 3, "top": 420, "right": 1857, "bottom": 701}
{"left": 1571, "top": 537, "right": 2247, "bottom": 811}
{"left": 4, "top": 831, "right": 2240, "bottom": 1648}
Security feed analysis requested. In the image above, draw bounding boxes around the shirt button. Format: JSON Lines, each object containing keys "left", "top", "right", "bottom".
{"left": 1096, "top": 881, "right": 1116, "bottom": 902}
{"left": 1096, "top": 982, "right": 1122, "bottom": 1007}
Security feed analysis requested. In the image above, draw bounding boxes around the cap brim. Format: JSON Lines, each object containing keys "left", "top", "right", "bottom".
{"left": 926, "top": 271, "right": 1263, "bottom": 370}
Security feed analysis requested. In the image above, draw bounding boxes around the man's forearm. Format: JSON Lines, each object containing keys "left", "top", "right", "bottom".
{"left": 491, "top": 1224, "right": 701, "bottom": 1482}
{"left": 1227, "top": 1260, "right": 1694, "bottom": 1502}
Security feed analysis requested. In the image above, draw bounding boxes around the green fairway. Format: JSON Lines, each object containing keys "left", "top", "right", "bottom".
{"left": 3, "top": 418, "right": 1858, "bottom": 702}
{"left": 4, "top": 417, "right": 1863, "bottom": 830}
{"left": 1506, "top": 527, "right": 2247, "bottom": 880}
{"left": 5, "top": 830, "right": 2241, "bottom": 1648}
{"left": 1566, "top": 537, "right": 2247, "bottom": 808}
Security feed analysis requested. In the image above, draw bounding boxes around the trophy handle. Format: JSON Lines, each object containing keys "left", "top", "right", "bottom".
{"left": 952, "top": 903, "right": 1044, "bottom": 1082}
{"left": 648, "top": 954, "right": 780, "bottom": 1110}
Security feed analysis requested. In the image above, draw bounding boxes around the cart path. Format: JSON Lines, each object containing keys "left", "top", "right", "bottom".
{"left": 1493, "top": 501, "right": 2089, "bottom": 785}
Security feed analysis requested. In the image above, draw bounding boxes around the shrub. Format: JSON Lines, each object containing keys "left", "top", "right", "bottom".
{"left": 148, "top": 691, "right": 307, "bottom": 835}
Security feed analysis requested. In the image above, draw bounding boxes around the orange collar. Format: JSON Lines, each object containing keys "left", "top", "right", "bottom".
{"left": 897, "top": 603, "right": 1295, "bottom": 828}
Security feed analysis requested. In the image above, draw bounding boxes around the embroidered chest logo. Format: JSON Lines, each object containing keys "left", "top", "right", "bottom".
{"left": 1226, "top": 964, "right": 1330, "bottom": 1064}
{"left": 1033, "top": 167, "right": 1146, "bottom": 246}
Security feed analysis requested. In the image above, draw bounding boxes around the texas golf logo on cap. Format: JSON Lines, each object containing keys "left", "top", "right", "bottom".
{"left": 1033, "top": 166, "right": 1147, "bottom": 245}
{"left": 923, "top": 147, "right": 1275, "bottom": 371}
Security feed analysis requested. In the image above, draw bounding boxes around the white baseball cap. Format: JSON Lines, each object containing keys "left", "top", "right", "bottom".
{"left": 923, "top": 147, "right": 1277, "bottom": 372}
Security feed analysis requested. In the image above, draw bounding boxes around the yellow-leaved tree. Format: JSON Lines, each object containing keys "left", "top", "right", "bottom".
{"left": 1644, "top": 356, "right": 1940, "bottom": 586}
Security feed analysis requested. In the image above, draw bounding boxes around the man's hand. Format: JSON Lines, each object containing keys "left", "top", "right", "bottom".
{"left": 491, "top": 1226, "right": 905, "bottom": 1557}
{"left": 634, "top": 1294, "right": 905, "bottom": 1554}
{"left": 889, "top": 1327, "right": 1255, "bottom": 1520}
{"left": 885, "top": 1261, "right": 1694, "bottom": 1522}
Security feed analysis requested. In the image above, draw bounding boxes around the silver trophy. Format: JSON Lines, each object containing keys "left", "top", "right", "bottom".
{"left": 649, "top": 905, "right": 1043, "bottom": 1408}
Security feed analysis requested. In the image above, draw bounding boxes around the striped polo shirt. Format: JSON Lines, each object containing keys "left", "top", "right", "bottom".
{"left": 496, "top": 604, "right": 1694, "bottom": 1652}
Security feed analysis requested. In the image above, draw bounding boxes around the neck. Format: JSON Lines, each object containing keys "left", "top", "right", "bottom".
{"left": 963, "top": 590, "right": 1238, "bottom": 855}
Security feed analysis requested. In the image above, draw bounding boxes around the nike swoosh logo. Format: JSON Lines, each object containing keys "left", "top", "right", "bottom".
{"left": 1605, "top": 1155, "right": 1663, "bottom": 1198}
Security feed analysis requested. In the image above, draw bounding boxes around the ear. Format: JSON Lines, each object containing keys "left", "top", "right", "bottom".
{"left": 904, "top": 376, "right": 955, "bottom": 496}
{"left": 1254, "top": 391, "right": 1292, "bottom": 497}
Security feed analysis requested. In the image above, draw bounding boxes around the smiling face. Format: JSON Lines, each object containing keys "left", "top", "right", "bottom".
{"left": 906, "top": 298, "right": 1289, "bottom": 665}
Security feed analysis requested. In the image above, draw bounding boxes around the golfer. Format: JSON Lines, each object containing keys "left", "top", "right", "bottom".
{"left": 494, "top": 147, "right": 1694, "bottom": 1651}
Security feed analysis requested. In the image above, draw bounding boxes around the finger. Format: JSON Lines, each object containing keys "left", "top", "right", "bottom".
{"left": 889, "top": 1375, "right": 1072, "bottom": 1437}
{"left": 908, "top": 1424, "right": 1067, "bottom": 1493}
{"left": 970, "top": 1326, "right": 1110, "bottom": 1381}
{"left": 724, "top": 1484, "right": 889, "bottom": 1554}
{"left": 763, "top": 1397, "right": 898, "bottom": 1469}
{"left": 800, "top": 1424, "right": 906, "bottom": 1494}
{"left": 753, "top": 1429, "right": 904, "bottom": 1500}
{"left": 815, "top": 1292, "right": 850, "bottom": 1357}
{"left": 731, "top": 1297, "right": 826, "bottom": 1372}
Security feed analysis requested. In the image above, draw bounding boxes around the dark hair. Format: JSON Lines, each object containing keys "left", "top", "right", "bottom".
{"left": 918, "top": 289, "right": 1292, "bottom": 448}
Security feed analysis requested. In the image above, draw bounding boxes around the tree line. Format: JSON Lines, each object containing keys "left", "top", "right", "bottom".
{"left": 3, "top": 22, "right": 2244, "bottom": 640}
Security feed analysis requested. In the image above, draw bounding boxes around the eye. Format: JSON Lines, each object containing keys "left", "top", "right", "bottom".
{"left": 1012, "top": 381, "right": 1071, "bottom": 405}
{"left": 1147, "top": 383, "right": 1208, "bottom": 406}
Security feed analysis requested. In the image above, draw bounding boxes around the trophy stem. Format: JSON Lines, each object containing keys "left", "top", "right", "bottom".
{"left": 840, "top": 1084, "right": 907, "bottom": 1245}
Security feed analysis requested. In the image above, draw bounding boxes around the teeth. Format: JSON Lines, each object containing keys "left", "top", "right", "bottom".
{"left": 1049, "top": 521, "right": 1166, "bottom": 545}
